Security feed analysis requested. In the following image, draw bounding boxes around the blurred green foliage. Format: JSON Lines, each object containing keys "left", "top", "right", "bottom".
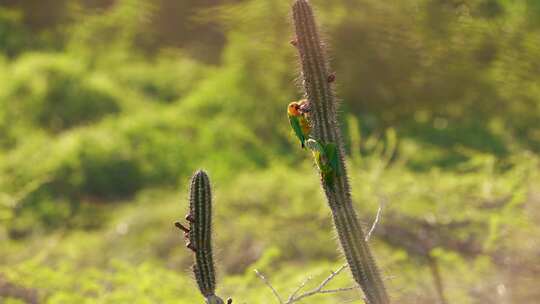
{"left": 0, "top": 8, "right": 32, "bottom": 57}
{"left": 6, "top": 53, "right": 120, "bottom": 132}
{"left": 0, "top": 0, "right": 539, "bottom": 303}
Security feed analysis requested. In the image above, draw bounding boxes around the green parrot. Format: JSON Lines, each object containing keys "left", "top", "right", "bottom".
{"left": 305, "top": 138, "right": 340, "bottom": 187}
{"left": 287, "top": 100, "right": 311, "bottom": 148}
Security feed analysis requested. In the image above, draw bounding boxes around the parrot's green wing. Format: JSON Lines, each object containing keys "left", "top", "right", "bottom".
{"left": 306, "top": 139, "right": 336, "bottom": 187}
{"left": 324, "top": 143, "right": 340, "bottom": 176}
{"left": 288, "top": 115, "right": 306, "bottom": 148}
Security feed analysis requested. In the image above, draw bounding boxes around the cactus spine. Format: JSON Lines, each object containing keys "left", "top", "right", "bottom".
{"left": 177, "top": 170, "right": 228, "bottom": 304}
{"left": 292, "top": 1, "right": 390, "bottom": 303}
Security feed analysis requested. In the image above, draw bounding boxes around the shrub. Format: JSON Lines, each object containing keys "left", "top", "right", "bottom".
{"left": 110, "top": 53, "right": 209, "bottom": 103}
{"left": 0, "top": 8, "right": 31, "bottom": 57}
{"left": 0, "top": 104, "right": 269, "bottom": 231}
{"left": 5, "top": 53, "right": 121, "bottom": 132}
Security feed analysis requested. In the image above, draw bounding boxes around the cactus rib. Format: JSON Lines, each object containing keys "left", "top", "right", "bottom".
{"left": 292, "top": 1, "right": 390, "bottom": 303}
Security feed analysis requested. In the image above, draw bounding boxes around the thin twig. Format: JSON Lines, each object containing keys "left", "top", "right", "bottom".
{"left": 255, "top": 264, "right": 356, "bottom": 304}
{"left": 262, "top": 203, "right": 386, "bottom": 304}
{"left": 290, "top": 285, "right": 357, "bottom": 303}
{"left": 365, "top": 201, "right": 384, "bottom": 242}
{"left": 318, "top": 287, "right": 358, "bottom": 294}
{"left": 286, "top": 264, "right": 357, "bottom": 304}
{"left": 317, "top": 264, "right": 348, "bottom": 290}
{"left": 254, "top": 269, "right": 284, "bottom": 304}
{"left": 255, "top": 219, "right": 401, "bottom": 304}
{"left": 287, "top": 275, "right": 312, "bottom": 302}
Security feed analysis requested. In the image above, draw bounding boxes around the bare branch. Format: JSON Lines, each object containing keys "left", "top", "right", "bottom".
{"left": 287, "top": 275, "right": 312, "bottom": 303}
{"left": 285, "top": 264, "right": 358, "bottom": 304}
{"left": 319, "top": 286, "right": 358, "bottom": 294}
{"left": 365, "top": 201, "right": 384, "bottom": 242}
{"left": 318, "top": 264, "right": 348, "bottom": 290}
{"left": 266, "top": 208, "right": 394, "bottom": 304}
{"left": 254, "top": 269, "right": 284, "bottom": 304}
{"left": 255, "top": 263, "right": 395, "bottom": 303}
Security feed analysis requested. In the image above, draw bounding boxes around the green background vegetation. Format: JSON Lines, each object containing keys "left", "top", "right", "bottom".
{"left": 0, "top": 0, "right": 539, "bottom": 303}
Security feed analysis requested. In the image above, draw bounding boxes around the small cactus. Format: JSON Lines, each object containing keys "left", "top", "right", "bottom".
{"left": 292, "top": 1, "right": 390, "bottom": 303}
{"left": 176, "top": 170, "right": 231, "bottom": 304}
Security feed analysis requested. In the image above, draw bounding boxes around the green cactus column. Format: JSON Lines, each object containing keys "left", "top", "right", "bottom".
{"left": 292, "top": 1, "right": 390, "bottom": 303}
{"left": 176, "top": 170, "right": 230, "bottom": 304}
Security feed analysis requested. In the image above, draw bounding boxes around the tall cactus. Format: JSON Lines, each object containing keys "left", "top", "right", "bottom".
{"left": 176, "top": 170, "right": 230, "bottom": 304}
{"left": 291, "top": 1, "right": 389, "bottom": 303}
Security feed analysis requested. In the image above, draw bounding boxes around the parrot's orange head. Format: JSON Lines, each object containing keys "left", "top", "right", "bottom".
{"left": 288, "top": 102, "right": 301, "bottom": 116}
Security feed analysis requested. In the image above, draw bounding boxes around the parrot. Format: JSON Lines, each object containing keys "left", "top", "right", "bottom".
{"left": 287, "top": 100, "right": 311, "bottom": 148}
{"left": 305, "top": 138, "right": 340, "bottom": 187}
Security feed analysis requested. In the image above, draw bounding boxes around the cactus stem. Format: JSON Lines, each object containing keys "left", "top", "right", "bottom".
{"left": 178, "top": 170, "right": 229, "bottom": 302}
{"left": 292, "top": 1, "right": 390, "bottom": 303}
